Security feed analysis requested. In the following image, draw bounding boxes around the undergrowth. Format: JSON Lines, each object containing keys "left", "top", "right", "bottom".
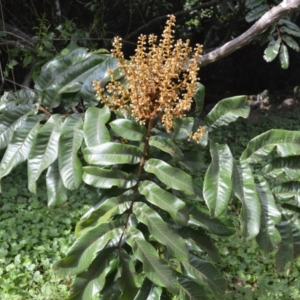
{"left": 0, "top": 166, "right": 97, "bottom": 299}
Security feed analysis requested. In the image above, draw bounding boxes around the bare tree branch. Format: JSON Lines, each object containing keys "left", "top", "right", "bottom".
{"left": 200, "top": 0, "right": 300, "bottom": 66}
{"left": 125, "top": 0, "right": 221, "bottom": 40}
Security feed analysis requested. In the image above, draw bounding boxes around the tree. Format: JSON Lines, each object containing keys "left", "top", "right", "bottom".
{"left": 1, "top": 1, "right": 300, "bottom": 299}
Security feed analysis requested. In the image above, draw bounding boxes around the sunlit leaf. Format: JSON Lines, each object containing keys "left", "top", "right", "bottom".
{"left": 75, "top": 192, "right": 132, "bottom": 236}
{"left": 83, "top": 142, "right": 142, "bottom": 165}
{"left": 232, "top": 160, "right": 261, "bottom": 240}
{"left": 58, "top": 113, "right": 83, "bottom": 190}
{"left": 280, "top": 26, "right": 300, "bottom": 37}
{"left": 241, "top": 129, "right": 300, "bottom": 163}
{"left": 81, "top": 56, "right": 119, "bottom": 106}
{"left": 110, "top": 119, "right": 146, "bottom": 142}
{"left": 203, "top": 141, "right": 233, "bottom": 217}
{"left": 205, "top": 96, "right": 249, "bottom": 130}
{"left": 28, "top": 114, "right": 62, "bottom": 193}
{"left": 144, "top": 159, "right": 194, "bottom": 195}
{"left": 282, "top": 35, "right": 299, "bottom": 52}
{"left": 83, "top": 166, "right": 137, "bottom": 189}
{"left": 0, "top": 114, "right": 44, "bottom": 178}
{"left": 83, "top": 106, "right": 111, "bottom": 147}
{"left": 182, "top": 254, "right": 226, "bottom": 297}
{"left": 133, "top": 202, "right": 189, "bottom": 261}
{"left": 46, "top": 159, "right": 68, "bottom": 207}
{"left": 255, "top": 176, "right": 281, "bottom": 253}
{"left": 261, "top": 156, "right": 300, "bottom": 181}
{"left": 263, "top": 39, "right": 281, "bottom": 62}
{"left": 149, "top": 136, "right": 183, "bottom": 160}
{"left": 173, "top": 117, "right": 195, "bottom": 140}
{"left": 0, "top": 104, "right": 38, "bottom": 149}
{"left": 138, "top": 180, "right": 189, "bottom": 225}
{"left": 126, "top": 227, "right": 179, "bottom": 294}
{"left": 54, "top": 219, "right": 124, "bottom": 276}
{"left": 35, "top": 48, "right": 107, "bottom": 109}
{"left": 272, "top": 181, "right": 300, "bottom": 201}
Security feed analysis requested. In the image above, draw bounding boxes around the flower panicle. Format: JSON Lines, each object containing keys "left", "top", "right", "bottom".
{"left": 93, "top": 14, "right": 203, "bottom": 132}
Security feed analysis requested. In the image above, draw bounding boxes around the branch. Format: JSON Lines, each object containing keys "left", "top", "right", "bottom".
{"left": 125, "top": 0, "right": 221, "bottom": 40}
{"left": 199, "top": 0, "right": 300, "bottom": 66}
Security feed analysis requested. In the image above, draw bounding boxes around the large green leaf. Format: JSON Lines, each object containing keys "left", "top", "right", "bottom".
{"left": 133, "top": 278, "right": 162, "bottom": 300}
{"left": 110, "top": 119, "right": 146, "bottom": 142}
{"left": 54, "top": 219, "right": 124, "bottom": 276}
{"left": 178, "top": 276, "right": 208, "bottom": 300}
{"left": 280, "top": 26, "right": 300, "bottom": 37}
{"left": 144, "top": 159, "right": 194, "bottom": 195}
{"left": 149, "top": 136, "right": 184, "bottom": 160}
{"left": 279, "top": 44, "right": 289, "bottom": 69}
{"left": 83, "top": 166, "right": 137, "bottom": 189}
{"left": 83, "top": 142, "right": 142, "bottom": 165}
{"left": 255, "top": 176, "right": 281, "bottom": 253}
{"left": 241, "top": 129, "right": 300, "bottom": 163}
{"left": 263, "top": 39, "right": 281, "bottom": 62}
{"left": 58, "top": 113, "right": 83, "bottom": 190}
{"left": 0, "top": 89, "right": 37, "bottom": 112}
{"left": 138, "top": 180, "right": 189, "bottom": 225}
{"left": 193, "top": 83, "right": 205, "bottom": 114}
{"left": 232, "top": 160, "right": 261, "bottom": 240}
{"left": 116, "top": 249, "right": 139, "bottom": 300}
{"left": 0, "top": 114, "right": 44, "bottom": 179}
{"left": 133, "top": 202, "right": 189, "bottom": 261}
{"left": 178, "top": 150, "right": 206, "bottom": 175}
{"left": 0, "top": 104, "right": 38, "bottom": 149}
{"left": 181, "top": 254, "right": 226, "bottom": 298}
{"left": 28, "top": 114, "right": 62, "bottom": 193}
{"left": 282, "top": 35, "right": 300, "bottom": 52}
{"left": 81, "top": 56, "right": 119, "bottom": 106}
{"left": 205, "top": 96, "right": 249, "bottom": 130}
{"left": 275, "top": 215, "right": 294, "bottom": 273}
{"left": 272, "top": 181, "right": 300, "bottom": 201}
{"left": 83, "top": 106, "right": 111, "bottom": 147}
{"left": 203, "top": 141, "right": 233, "bottom": 217}
{"left": 261, "top": 156, "right": 300, "bottom": 181}
{"left": 189, "top": 207, "right": 235, "bottom": 236}
{"left": 245, "top": 4, "right": 268, "bottom": 22}
{"left": 68, "top": 247, "right": 118, "bottom": 300}
{"left": 35, "top": 48, "right": 107, "bottom": 109}
{"left": 46, "top": 159, "right": 68, "bottom": 207}
{"left": 75, "top": 194, "right": 132, "bottom": 237}
{"left": 125, "top": 227, "right": 179, "bottom": 294}
{"left": 178, "top": 227, "right": 222, "bottom": 263}
{"left": 173, "top": 117, "right": 195, "bottom": 140}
